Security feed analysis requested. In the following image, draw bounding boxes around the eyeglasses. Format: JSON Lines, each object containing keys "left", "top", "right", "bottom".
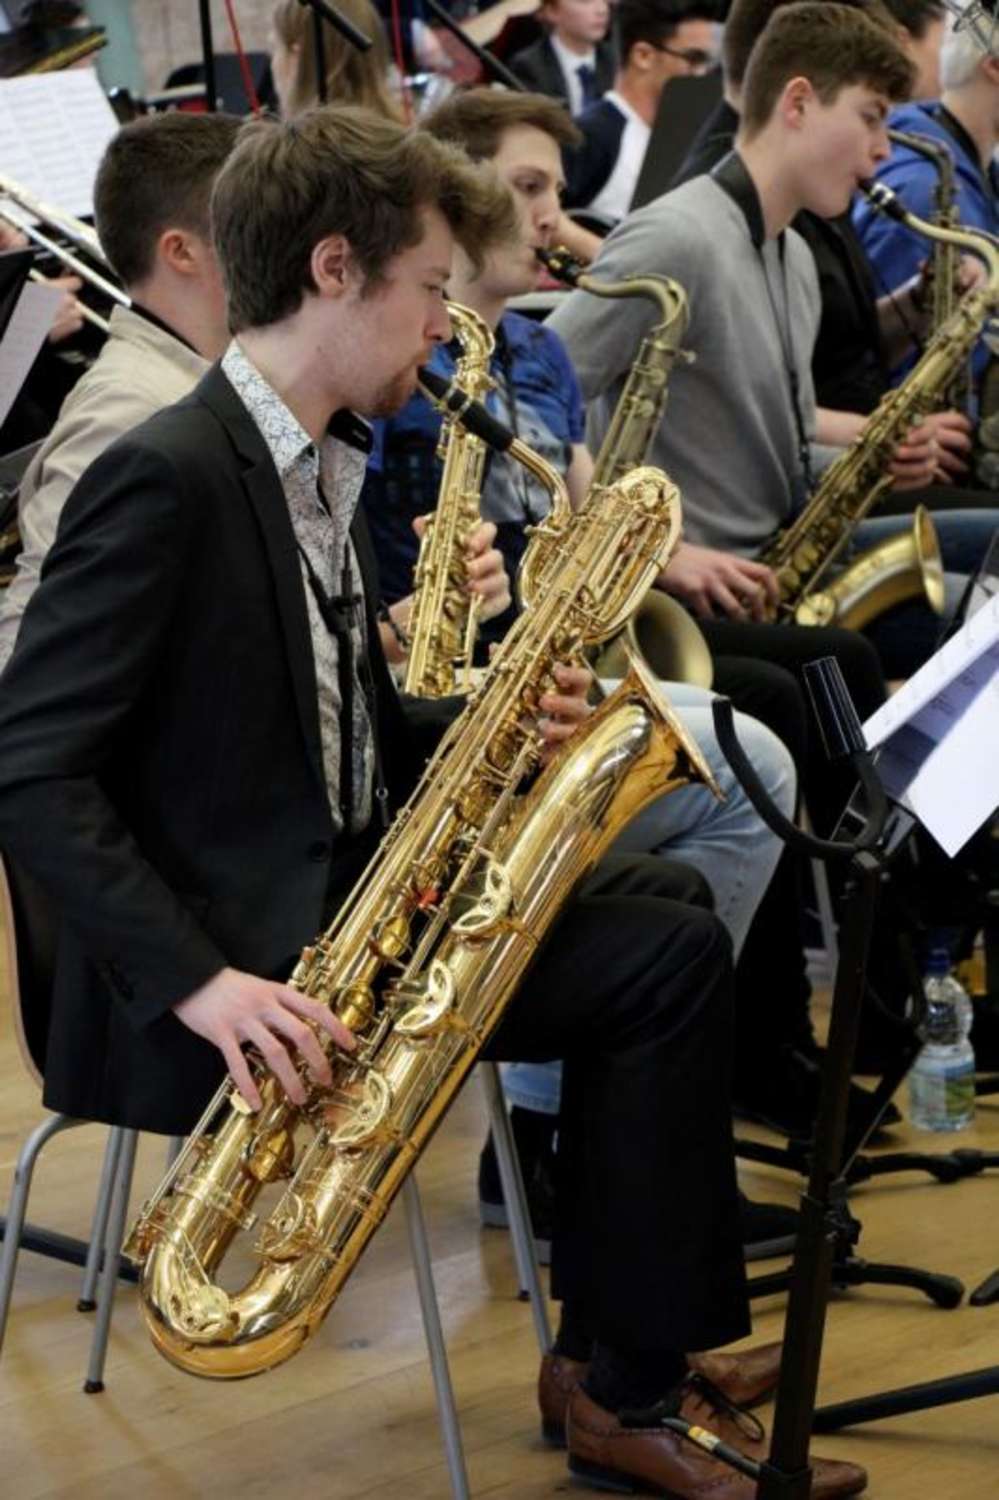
{"left": 654, "top": 43, "right": 716, "bottom": 74}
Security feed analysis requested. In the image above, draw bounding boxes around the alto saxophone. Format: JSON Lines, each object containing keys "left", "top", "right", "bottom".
{"left": 403, "top": 301, "right": 494, "bottom": 697}
{"left": 539, "top": 246, "right": 714, "bottom": 686}
{"left": 124, "top": 401, "right": 715, "bottom": 1380}
{"left": 758, "top": 181, "right": 999, "bottom": 629}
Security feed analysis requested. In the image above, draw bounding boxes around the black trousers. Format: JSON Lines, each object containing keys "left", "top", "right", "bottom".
{"left": 487, "top": 853, "right": 750, "bottom": 1356}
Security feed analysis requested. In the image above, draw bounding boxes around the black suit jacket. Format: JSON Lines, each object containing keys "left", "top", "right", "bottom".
{"left": 563, "top": 97, "right": 626, "bottom": 209}
{"left": 0, "top": 363, "right": 454, "bottom": 1134}
{"left": 507, "top": 34, "right": 615, "bottom": 108}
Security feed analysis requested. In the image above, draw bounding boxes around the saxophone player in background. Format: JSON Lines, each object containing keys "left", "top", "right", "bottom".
{"left": 0, "top": 102, "right": 870, "bottom": 1500}
{"left": 368, "top": 85, "right": 895, "bottom": 1154}
{"left": 365, "top": 85, "right": 801, "bottom": 1236}
{"left": 549, "top": 2, "right": 999, "bottom": 684}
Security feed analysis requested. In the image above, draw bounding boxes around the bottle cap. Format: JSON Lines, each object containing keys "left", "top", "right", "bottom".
{"left": 925, "top": 946, "right": 950, "bottom": 977}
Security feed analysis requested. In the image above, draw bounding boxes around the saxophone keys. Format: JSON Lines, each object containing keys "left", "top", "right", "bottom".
{"left": 243, "top": 1125, "right": 296, "bottom": 1184}
{"left": 258, "top": 1193, "right": 320, "bottom": 1261}
{"left": 449, "top": 856, "right": 514, "bottom": 937}
{"left": 392, "top": 958, "right": 470, "bottom": 1039}
{"left": 322, "top": 1067, "right": 394, "bottom": 1148}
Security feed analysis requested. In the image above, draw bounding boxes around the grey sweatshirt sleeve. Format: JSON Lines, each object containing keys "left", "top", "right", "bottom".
{"left": 547, "top": 203, "right": 703, "bottom": 403}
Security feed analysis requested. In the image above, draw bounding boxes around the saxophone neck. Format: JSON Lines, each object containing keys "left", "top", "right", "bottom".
{"left": 863, "top": 178, "right": 999, "bottom": 286}
{"left": 539, "top": 244, "right": 687, "bottom": 329}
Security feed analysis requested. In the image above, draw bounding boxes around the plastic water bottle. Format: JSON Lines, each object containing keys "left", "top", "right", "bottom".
{"left": 908, "top": 947, "right": 976, "bottom": 1132}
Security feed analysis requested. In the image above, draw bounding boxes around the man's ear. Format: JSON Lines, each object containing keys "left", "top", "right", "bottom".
{"left": 982, "top": 53, "right": 999, "bottom": 87}
{"left": 158, "top": 227, "right": 200, "bottom": 276}
{"left": 778, "top": 74, "right": 815, "bottom": 130}
{"left": 629, "top": 41, "right": 656, "bottom": 74}
{"left": 311, "top": 233, "right": 353, "bottom": 297}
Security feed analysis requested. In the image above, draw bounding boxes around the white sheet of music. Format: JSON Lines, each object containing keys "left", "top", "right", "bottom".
{"left": 0, "top": 69, "right": 118, "bottom": 221}
{"left": 0, "top": 278, "right": 63, "bottom": 426}
{"left": 863, "top": 592, "right": 999, "bottom": 856}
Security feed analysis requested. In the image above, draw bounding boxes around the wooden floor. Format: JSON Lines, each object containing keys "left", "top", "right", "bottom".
{"left": 3, "top": 970, "right": 999, "bottom": 1499}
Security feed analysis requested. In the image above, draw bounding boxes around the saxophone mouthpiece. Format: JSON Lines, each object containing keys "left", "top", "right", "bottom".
{"left": 535, "top": 245, "right": 583, "bottom": 285}
{"left": 418, "top": 368, "right": 515, "bottom": 454}
{"left": 861, "top": 180, "right": 907, "bottom": 223}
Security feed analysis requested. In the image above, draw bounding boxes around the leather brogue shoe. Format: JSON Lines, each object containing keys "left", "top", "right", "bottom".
{"left": 687, "top": 1339, "right": 782, "bottom": 1409}
{"left": 566, "top": 1386, "right": 868, "bottom": 1497}
{"left": 538, "top": 1351, "right": 588, "bottom": 1446}
{"left": 539, "top": 1340, "right": 782, "bottom": 1450}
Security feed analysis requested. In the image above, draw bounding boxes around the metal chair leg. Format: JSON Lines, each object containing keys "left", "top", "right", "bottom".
{"left": 83, "top": 1128, "right": 138, "bottom": 1393}
{"left": 0, "top": 1113, "right": 80, "bottom": 1352}
{"left": 402, "top": 1175, "right": 471, "bottom": 1500}
{"left": 77, "top": 1128, "right": 125, "bottom": 1312}
{"left": 481, "top": 1063, "right": 552, "bottom": 1355}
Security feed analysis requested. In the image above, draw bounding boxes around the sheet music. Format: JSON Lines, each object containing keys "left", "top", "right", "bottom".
{"left": 0, "top": 278, "right": 62, "bottom": 427}
{"left": 863, "top": 592, "right": 999, "bottom": 856}
{"left": 0, "top": 70, "right": 118, "bottom": 221}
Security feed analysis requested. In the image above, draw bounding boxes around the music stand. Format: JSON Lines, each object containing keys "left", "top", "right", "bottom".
{"left": 703, "top": 661, "right": 978, "bottom": 1496}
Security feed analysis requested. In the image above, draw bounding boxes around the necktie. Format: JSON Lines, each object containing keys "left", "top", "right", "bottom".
{"left": 577, "top": 62, "right": 599, "bottom": 107}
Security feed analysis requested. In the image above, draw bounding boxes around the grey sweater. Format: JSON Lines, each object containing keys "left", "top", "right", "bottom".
{"left": 548, "top": 174, "right": 838, "bottom": 556}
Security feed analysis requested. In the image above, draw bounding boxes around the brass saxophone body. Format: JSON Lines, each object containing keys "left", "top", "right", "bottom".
{"left": 125, "top": 421, "right": 713, "bottom": 1380}
{"left": 758, "top": 181, "right": 999, "bottom": 628}
{"left": 539, "top": 246, "right": 714, "bottom": 686}
{"left": 402, "top": 301, "right": 494, "bottom": 697}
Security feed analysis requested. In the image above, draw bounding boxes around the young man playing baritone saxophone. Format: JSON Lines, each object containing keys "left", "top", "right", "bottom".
{"left": 0, "top": 103, "right": 869, "bottom": 1499}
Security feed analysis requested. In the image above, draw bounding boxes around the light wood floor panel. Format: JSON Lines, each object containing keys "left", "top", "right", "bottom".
{"left": 3, "top": 970, "right": 999, "bottom": 1498}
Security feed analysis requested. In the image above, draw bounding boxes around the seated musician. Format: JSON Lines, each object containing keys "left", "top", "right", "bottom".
{"left": 549, "top": 2, "right": 999, "bottom": 687}
{"left": 0, "top": 109, "right": 508, "bottom": 674}
{"left": 0, "top": 104, "right": 866, "bottom": 1499}
{"left": 671, "top": 0, "right": 984, "bottom": 509}
{"left": 368, "top": 84, "right": 892, "bottom": 1151}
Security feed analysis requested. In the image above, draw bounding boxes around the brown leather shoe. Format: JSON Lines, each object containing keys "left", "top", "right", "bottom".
{"left": 538, "top": 1341, "right": 782, "bottom": 1448}
{"left": 539, "top": 1352, "right": 589, "bottom": 1445}
{"left": 567, "top": 1386, "right": 868, "bottom": 1498}
{"left": 687, "top": 1340, "right": 783, "bottom": 1409}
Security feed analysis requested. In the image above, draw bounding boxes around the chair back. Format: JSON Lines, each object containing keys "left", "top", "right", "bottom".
{"left": 1, "top": 853, "right": 57, "bottom": 1088}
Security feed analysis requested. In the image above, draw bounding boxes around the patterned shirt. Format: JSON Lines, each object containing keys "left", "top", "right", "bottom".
{"left": 222, "top": 341, "right": 374, "bottom": 833}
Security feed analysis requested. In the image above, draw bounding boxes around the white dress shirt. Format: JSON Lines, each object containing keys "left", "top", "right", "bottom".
{"left": 587, "top": 91, "right": 651, "bottom": 222}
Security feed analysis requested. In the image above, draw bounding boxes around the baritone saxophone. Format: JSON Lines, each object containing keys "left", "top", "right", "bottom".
{"left": 124, "top": 390, "right": 716, "bottom": 1380}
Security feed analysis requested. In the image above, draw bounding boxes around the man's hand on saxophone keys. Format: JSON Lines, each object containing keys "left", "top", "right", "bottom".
{"left": 174, "top": 966, "right": 357, "bottom": 1111}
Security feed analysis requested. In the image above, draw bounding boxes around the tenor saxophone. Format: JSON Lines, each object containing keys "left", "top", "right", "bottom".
{"left": 539, "top": 246, "right": 714, "bottom": 686}
{"left": 758, "top": 181, "right": 999, "bottom": 629}
{"left": 124, "top": 400, "right": 715, "bottom": 1380}
{"left": 402, "top": 301, "right": 494, "bottom": 697}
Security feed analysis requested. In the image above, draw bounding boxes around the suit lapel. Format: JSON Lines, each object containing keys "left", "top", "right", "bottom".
{"left": 194, "top": 364, "right": 326, "bottom": 793}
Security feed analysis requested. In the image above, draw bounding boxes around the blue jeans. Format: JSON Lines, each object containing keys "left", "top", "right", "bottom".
{"left": 852, "top": 509, "right": 999, "bottom": 677}
{"left": 502, "top": 682, "right": 795, "bottom": 1116}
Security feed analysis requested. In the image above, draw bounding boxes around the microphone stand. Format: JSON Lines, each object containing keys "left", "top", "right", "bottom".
{"left": 198, "top": 0, "right": 217, "bottom": 111}
{"left": 297, "top": 0, "right": 372, "bottom": 105}
{"left": 420, "top": 0, "right": 525, "bottom": 91}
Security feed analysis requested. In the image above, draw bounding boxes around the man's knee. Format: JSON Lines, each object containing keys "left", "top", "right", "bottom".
{"left": 584, "top": 851, "right": 713, "bottom": 910}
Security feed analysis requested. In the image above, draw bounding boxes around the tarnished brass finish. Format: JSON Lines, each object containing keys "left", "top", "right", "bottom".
{"left": 403, "top": 302, "right": 495, "bottom": 697}
{"left": 759, "top": 182, "right": 999, "bottom": 627}
{"left": 125, "top": 447, "right": 714, "bottom": 1380}
{"left": 539, "top": 246, "right": 714, "bottom": 687}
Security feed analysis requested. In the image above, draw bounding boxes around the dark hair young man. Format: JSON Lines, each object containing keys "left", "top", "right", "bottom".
{"left": 0, "top": 110, "right": 242, "bottom": 669}
{"left": 0, "top": 102, "right": 849, "bottom": 1500}
{"left": 508, "top": 0, "right": 616, "bottom": 113}
{"left": 563, "top": 0, "right": 721, "bottom": 221}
